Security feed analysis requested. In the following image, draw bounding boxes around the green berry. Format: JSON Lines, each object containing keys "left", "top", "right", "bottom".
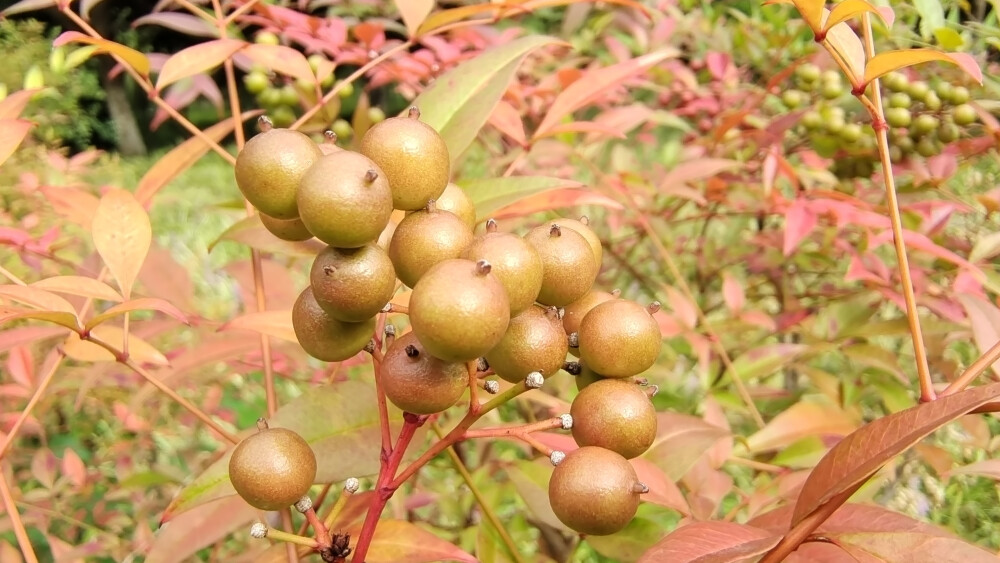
{"left": 950, "top": 86, "right": 970, "bottom": 105}
{"left": 889, "top": 145, "right": 904, "bottom": 163}
{"left": 244, "top": 71, "right": 270, "bottom": 95}
{"left": 934, "top": 82, "right": 954, "bottom": 103}
{"left": 782, "top": 89, "right": 806, "bottom": 109}
{"left": 885, "top": 107, "right": 912, "bottom": 128}
{"left": 332, "top": 118, "right": 353, "bottom": 140}
{"left": 258, "top": 87, "right": 282, "bottom": 108}
{"left": 937, "top": 122, "right": 960, "bottom": 143}
{"left": 255, "top": 31, "right": 280, "bottom": 45}
{"left": 795, "top": 63, "right": 821, "bottom": 84}
{"left": 307, "top": 54, "right": 326, "bottom": 73}
{"left": 953, "top": 103, "right": 977, "bottom": 126}
{"left": 839, "top": 122, "right": 863, "bottom": 143}
{"left": 916, "top": 137, "right": 940, "bottom": 157}
{"left": 821, "top": 70, "right": 842, "bottom": 85}
{"left": 885, "top": 72, "right": 909, "bottom": 92}
{"left": 821, "top": 81, "right": 843, "bottom": 100}
{"left": 337, "top": 81, "right": 355, "bottom": 99}
{"left": 888, "top": 93, "right": 911, "bottom": 109}
{"left": 913, "top": 114, "right": 939, "bottom": 136}
{"left": 270, "top": 105, "right": 296, "bottom": 128}
{"left": 368, "top": 106, "right": 386, "bottom": 124}
{"left": 801, "top": 110, "right": 823, "bottom": 130}
{"left": 908, "top": 81, "right": 930, "bottom": 102}
{"left": 279, "top": 84, "right": 299, "bottom": 107}
{"left": 923, "top": 91, "right": 942, "bottom": 111}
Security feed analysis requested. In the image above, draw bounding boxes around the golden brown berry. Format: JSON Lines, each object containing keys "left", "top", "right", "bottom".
{"left": 570, "top": 379, "right": 657, "bottom": 459}
{"left": 234, "top": 120, "right": 322, "bottom": 219}
{"left": 577, "top": 300, "right": 660, "bottom": 378}
{"left": 524, "top": 223, "right": 598, "bottom": 307}
{"left": 229, "top": 426, "right": 317, "bottom": 511}
{"left": 310, "top": 244, "right": 396, "bottom": 322}
{"left": 291, "top": 287, "right": 376, "bottom": 362}
{"left": 433, "top": 182, "right": 477, "bottom": 229}
{"left": 461, "top": 219, "right": 543, "bottom": 315}
{"left": 548, "top": 446, "right": 644, "bottom": 535}
{"left": 485, "top": 305, "right": 568, "bottom": 383}
{"left": 259, "top": 212, "right": 313, "bottom": 242}
{"left": 381, "top": 332, "right": 468, "bottom": 414}
{"left": 388, "top": 201, "right": 473, "bottom": 288}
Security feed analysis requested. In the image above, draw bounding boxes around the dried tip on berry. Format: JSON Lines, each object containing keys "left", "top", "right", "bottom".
{"left": 560, "top": 414, "right": 573, "bottom": 430}
{"left": 250, "top": 522, "right": 268, "bottom": 539}
{"left": 364, "top": 339, "right": 376, "bottom": 354}
{"left": 632, "top": 482, "right": 649, "bottom": 494}
{"left": 646, "top": 384, "right": 659, "bottom": 398}
{"left": 323, "top": 130, "right": 337, "bottom": 144}
{"left": 257, "top": 115, "right": 274, "bottom": 132}
{"left": 384, "top": 323, "right": 396, "bottom": 337}
{"left": 344, "top": 477, "right": 360, "bottom": 494}
{"left": 647, "top": 301, "right": 662, "bottom": 314}
{"left": 544, "top": 306, "right": 561, "bottom": 321}
{"left": 568, "top": 332, "right": 579, "bottom": 348}
{"left": 579, "top": 215, "right": 590, "bottom": 226}
{"left": 563, "top": 361, "right": 582, "bottom": 375}
{"left": 485, "top": 218, "right": 498, "bottom": 232}
{"left": 294, "top": 495, "right": 313, "bottom": 513}
{"left": 549, "top": 224, "right": 562, "bottom": 237}
{"left": 425, "top": 199, "right": 437, "bottom": 212}
{"left": 475, "top": 260, "right": 492, "bottom": 276}
{"left": 381, "top": 302, "right": 393, "bottom": 313}
{"left": 484, "top": 380, "right": 500, "bottom": 394}
{"left": 255, "top": 417, "right": 269, "bottom": 432}
{"left": 407, "top": 106, "right": 421, "bottom": 119}
{"left": 404, "top": 344, "right": 420, "bottom": 358}
{"left": 364, "top": 169, "right": 379, "bottom": 183}
{"left": 477, "top": 357, "right": 489, "bottom": 372}
{"left": 323, "top": 265, "right": 336, "bottom": 276}
{"left": 550, "top": 450, "right": 566, "bottom": 466}
{"left": 611, "top": 288, "right": 622, "bottom": 298}
{"left": 525, "top": 371, "right": 544, "bottom": 389}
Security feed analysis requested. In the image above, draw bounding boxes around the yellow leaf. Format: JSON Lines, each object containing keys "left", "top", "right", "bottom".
{"left": 825, "top": 20, "right": 866, "bottom": 84}
{"left": 864, "top": 49, "right": 983, "bottom": 85}
{"left": 92, "top": 189, "right": 151, "bottom": 299}
{"left": 823, "top": 0, "right": 892, "bottom": 32}
{"left": 792, "top": 0, "right": 826, "bottom": 33}
{"left": 395, "top": 0, "right": 434, "bottom": 37}
{"left": 53, "top": 31, "right": 150, "bottom": 77}
{"left": 62, "top": 325, "right": 168, "bottom": 366}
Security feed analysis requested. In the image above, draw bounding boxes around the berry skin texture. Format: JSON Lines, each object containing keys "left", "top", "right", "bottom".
{"left": 234, "top": 126, "right": 322, "bottom": 219}
{"left": 297, "top": 151, "right": 393, "bottom": 248}
{"left": 259, "top": 212, "right": 313, "bottom": 242}
{"left": 310, "top": 244, "right": 396, "bottom": 322}
{"left": 388, "top": 204, "right": 474, "bottom": 288}
{"left": 292, "top": 287, "right": 376, "bottom": 362}
{"left": 548, "top": 446, "right": 643, "bottom": 536}
{"left": 359, "top": 108, "right": 450, "bottom": 211}
{"left": 524, "top": 223, "right": 598, "bottom": 307}
{"left": 409, "top": 259, "right": 511, "bottom": 363}
{"left": 578, "top": 300, "right": 660, "bottom": 378}
{"left": 557, "top": 217, "right": 603, "bottom": 270}
{"left": 461, "top": 224, "right": 544, "bottom": 316}
{"left": 485, "top": 305, "right": 569, "bottom": 383}
{"left": 380, "top": 332, "right": 468, "bottom": 414}
{"left": 229, "top": 428, "right": 317, "bottom": 511}
{"left": 433, "top": 182, "right": 477, "bottom": 230}
{"left": 571, "top": 379, "right": 657, "bottom": 459}
{"left": 562, "top": 289, "right": 617, "bottom": 357}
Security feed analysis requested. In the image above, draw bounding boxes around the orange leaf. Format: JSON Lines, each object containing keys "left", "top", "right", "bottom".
{"left": 241, "top": 44, "right": 314, "bottom": 84}
{"left": 38, "top": 186, "right": 100, "bottom": 227}
{"left": 155, "top": 38, "right": 245, "bottom": 91}
{"left": 823, "top": 0, "right": 893, "bottom": 32}
{"left": 791, "top": 381, "right": 1000, "bottom": 526}
{"left": 218, "top": 310, "right": 296, "bottom": 343}
{"left": 747, "top": 400, "right": 859, "bottom": 453}
{"left": 864, "top": 49, "right": 983, "bottom": 86}
{"left": 0, "top": 307, "right": 80, "bottom": 331}
{"left": 0, "top": 119, "right": 33, "bottom": 168}
{"left": 488, "top": 187, "right": 623, "bottom": 220}
{"left": 824, "top": 20, "right": 865, "bottom": 84}
{"left": 31, "top": 276, "right": 123, "bottom": 302}
{"left": 395, "top": 0, "right": 434, "bottom": 37}
{"left": 92, "top": 189, "right": 151, "bottom": 299}
{"left": 136, "top": 112, "right": 255, "bottom": 206}
{"left": 416, "top": 3, "right": 511, "bottom": 36}
{"left": 638, "top": 521, "right": 780, "bottom": 563}
{"left": 62, "top": 325, "right": 168, "bottom": 365}
{"left": 352, "top": 519, "right": 478, "bottom": 563}
{"left": 535, "top": 50, "right": 676, "bottom": 138}
{"left": 533, "top": 120, "right": 627, "bottom": 140}
{"left": 487, "top": 100, "right": 527, "bottom": 146}
{"left": 957, "top": 294, "right": 1000, "bottom": 379}
{"left": 0, "top": 285, "right": 78, "bottom": 315}
{"left": 0, "top": 89, "right": 41, "bottom": 119}
{"left": 53, "top": 31, "right": 150, "bottom": 76}
{"left": 85, "top": 297, "right": 189, "bottom": 331}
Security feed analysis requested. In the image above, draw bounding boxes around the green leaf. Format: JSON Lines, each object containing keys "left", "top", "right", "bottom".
{"left": 913, "top": 0, "right": 945, "bottom": 39}
{"left": 162, "top": 379, "right": 417, "bottom": 520}
{"left": 865, "top": 49, "right": 983, "bottom": 86}
{"left": 586, "top": 506, "right": 672, "bottom": 562}
{"left": 458, "top": 176, "right": 583, "bottom": 222}
{"left": 726, "top": 343, "right": 808, "bottom": 381}
{"left": 411, "top": 35, "right": 561, "bottom": 164}
{"left": 507, "top": 458, "right": 573, "bottom": 533}
{"left": 933, "top": 27, "right": 965, "bottom": 50}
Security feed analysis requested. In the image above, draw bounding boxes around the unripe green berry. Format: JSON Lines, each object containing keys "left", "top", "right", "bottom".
{"left": 950, "top": 86, "right": 970, "bottom": 105}
{"left": 821, "top": 81, "right": 842, "bottom": 100}
{"left": 839, "top": 122, "right": 863, "bottom": 143}
{"left": 888, "top": 93, "right": 911, "bottom": 109}
{"left": 937, "top": 121, "right": 960, "bottom": 143}
{"left": 913, "top": 114, "right": 939, "bottom": 136}
{"left": 908, "top": 81, "right": 930, "bottom": 102}
{"left": 368, "top": 106, "right": 386, "bottom": 123}
{"left": 255, "top": 31, "right": 280, "bottom": 45}
{"left": 885, "top": 107, "right": 912, "bottom": 128}
{"left": 337, "top": 81, "right": 355, "bottom": 99}
{"left": 332, "top": 118, "right": 353, "bottom": 140}
{"left": 782, "top": 89, "right": 806, "bottom": 109}
{"left": 885, "top": 72, "right": 909, "bottom": 92}
{"left": 257, "top": 87, "right": 282, "bottom": 108}
{"left": 953, "top": 103, "right": 977, "bottom": 126}
{"left": 279, "top": 84, "right": 299, "bottom": 107}
{"left": 244, "top": 71, "right": 270, "bottom": 95}
{"left": 923, "top": 91, "right": 942, "bottom": 111}
{"left": 795, "top": 63, "right": 821, "bottom": 84}
{"left": 801, "top": 110, "right": 823, "bottom": 130}
{"left": 916, "top": 137, "right": 940, "bottom": 157}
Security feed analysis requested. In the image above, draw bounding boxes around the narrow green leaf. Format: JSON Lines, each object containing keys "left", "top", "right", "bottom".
{"left": 913, "top": 0, "right": 945, "bottom": 39}
{"left": 411, "top": 35, "right": 561, "bottom": 164}
{"left": 458, "top": 176, "right": 583, "bottom": 222}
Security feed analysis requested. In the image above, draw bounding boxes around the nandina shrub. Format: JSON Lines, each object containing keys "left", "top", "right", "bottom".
{"left": 1, "top": 1, "right": 1000, "bottom": 562}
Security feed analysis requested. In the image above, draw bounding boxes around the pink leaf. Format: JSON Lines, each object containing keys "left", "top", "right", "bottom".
{"left": 638, "top": 521, "right": 780, "bottom": 563}
{"left": 489, "top": 188, "right": 623, "bottom": 220}
{"left": 0, "top": 119, "right": 33, "bottom": 168}
{"left": 219, "top": 310, "right": 296, "bottom": 343}
{"left": 155, "top": 39, "right": 245, "bottom": 91}
{"left": 61, "top": 448, "right": 87, "bottom": 489}
{"left": 145, "top": 496, "right": 256, "bottom": 563}
{"left": 132, "top": 12, "right": 218, "bottom": 38}
{"left": 630, "top": 457, "right": 690, "bottom": 515}
{"left": 783, "top": 198, "right": 817, "bottom": 256}
{"left": 660, "top": 158, "right": 742, "bottom": 191}
{"left": 488, "top": 100, "right": 526, "bottom": 146}
{"left": 722, "top": 273, "right": 745, "bottom": 314}
{"left": 350, "top": 519, "right": 478, "bottom": 563}
{"left": 242, "top": 43, "right": 315, "bottom": 84}
{"left": 957, "top": 294, "right": 1000, "bottom": 379}
{"left": 6, "top": 346, "right": 33, "bottom": 387}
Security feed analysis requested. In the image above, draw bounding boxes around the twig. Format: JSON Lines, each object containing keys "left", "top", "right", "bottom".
{"left": 759, "top": 481, "right": 863, "bottom": 562}
{"left": 942, "top": 337, "right": 1000, "bottom": 395}
{"left": 0, "top": 468, "right": 39, "bottom": 563}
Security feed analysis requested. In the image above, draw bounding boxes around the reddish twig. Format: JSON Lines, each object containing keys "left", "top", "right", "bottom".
{"left": 0, "top": 469, "right": 38, "bottom": 563}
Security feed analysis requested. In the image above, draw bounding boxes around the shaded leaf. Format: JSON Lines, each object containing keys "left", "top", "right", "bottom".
{"left": 31, "top": 276, "right": 122, "bottom": 303}
{"left": 242, "top": 44, "right": 314, "bottom": 84}
{"left": 488, "top": 101, "right": 526, "bottom": 146}
{"left": 61, "top": 448, "right": 86, "bottom": 488}
{"left": 507, "top": 458, "right": 573, "bottom": 533}
{"left": 489, "top": 187, "right": 623, "bottom": 220}
{"left": 722, "top": 273, "right": 745, "bottom": 314}
{"left": 38, "top": 186, "right": 100, "bottom": 227}
{"left": 638, "top": 521, "right": 780, "bottom": 563}
{"left": 792, "top": 382, "right": 1000, "bottom": 525}
{"left": 62, "top": 325, "right": 168, "bottom": 365}
{"left": 823, "top": 0, "right": 893, "bottom": 32}
{"left": 969, "top": 232, "right": 1000, "bottom": 263}
{"left": 132, "top": 13, "right": 218, "bottom": 38}
{"left": 630, "top": 457, "right": 689, "bottom": 515}
{"left": 946, "top": 459, "right": 1000, "bottom": 480}
{"left": 356, "top": 519, "right": 477, "bottom": 563}
{"left": 644, "top": 413, "right": 729, "bottom": 481}
{"left": 536, "top": 50, "right": 676, "bottom": 138}
{"left": 1, "top": 0, "right": 57, "bottom": 17}
{"left": 784, "top": 198, "right": 817, "bottom": 256}
{"left": 163, "top": 380, "right": 414, "bottom": 519}
{"left": 219, "top": 310, "right": 296, "bottom": 343}
{"left": 865, "top": 49, "right": 982, "bottom": 86}
{"left": 659, "top": 158, "right": 741, "bottom": 190}
{"left": 727, "top": 343, "right": 808, "bottom": 381}
{"left": 53, "top": 31, "right": 150, "bottom": 76}
{"left": 396, "top": 0, "right": 434, "bottom": 37}
{"left": 210, "top": 214, "right": 325, "bottom": 256}
{"left": 0, "top": 89, "right": 40, "bottom": 120}
{"left": 412, "top": 35, "right": 560, "bottom": 164}
{"left": 747, "top": 400, "right": 859, "bottom": 453}
{"left": 459, "top": 176, "right": 584, "bottom": 222}
{"left": 85, "top": 298, "right": 189, "bottom": 330}
{"left": 824, "top": 21, "right": 865, "bottom": 83}
{"left": 155, "top": 39, "right": 245, "bottom": 91}
{"left": 417, "top": 4, "right": 504, "bottom": 36}
{"left": 146, "top": 496, "right": 257, "bottom": 563}
{"left": 588, "top": 512, "right": 670, "bottom": 562}
{"left": 92, "top": 189, "right": 151, "bottom": 299}
{"left": 958, "top": 294, "right": 1000, "bottom": 379}
{"left": 0, "top": 119, "right": 33, "bottom": 168}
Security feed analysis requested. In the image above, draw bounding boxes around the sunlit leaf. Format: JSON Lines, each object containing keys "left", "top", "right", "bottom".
{"left": 791, "top": 382, "right": 1000, "bottom": 526}
{"left": 1, "top": 0, "right": 57, "bottom": 17}
{"left": 132, "top": 12, "right": 219, "bottom": 38}
{"left": 957, "top": 294, "right": 1000, "bottom": 379}
{"left": 644, "top": 413, "right": 729, "bottom": 481}
{"left": 412, "top": 35, "right": 560, "bottom": 164}
{"left": 638, "top": 521, "right": 780, "bottom": 563}
{"left": 947, "top": 459, "right": 1000, "bottom": 480}
{"left": 136, "top": 112, "right": 255, "bottom": 205}
{"left": 241, "top": 44, "right": 314, "bottom": 84}
{"left": 62, "top": 325, "right": 168, "bottom": 365}
{"left": 218, "top": 310, "right": 296, "bottom": 343}
{"left": 0, "top": 307, "right": 80, "bottom": 331}
{"left": 535, "top": 50, "right": 676, "bottom": 138}
{"left": 396, "top": 0, "right": 434, "bottom": 37}
{"left": 822, "top": 0, "right": 892, "bottom": 32}
{"left": 92, "top": 189, "right": 151, "bottom": 299}
{"left": 209, "top": 214, "right": 325, "bottom": 257}
{"left": 53, "top": 31, "right": 150, "bottom": 76}
{"left": 824, "top": 21, "right": 865, "bottom": 84}
{"left": 163, "top": 380, "right": 416, "bottom": 519}
{"left": 31, "top": 276, "right": 123, "bottom": 302}
{"left": 85, "top": 298, "right": 189, "bottom": 330}
{"left": 146, "top": 497, "right": 256, "bottom": 563}
{"left": 355, "top": 519, "right": 477, "bottom": 563}
{"left": 458, "top": 176, "right": 584, "bottom": 222}
{"left": 155, "top": 39, "right": 245, "bottom": 91}
{"left": 836, "top": 532, "right": 997, "bottom": 561}
{"left": 864, "top": 49, "right": 982, "bottom": 86}
{"left": 0, "top": 119, "right": 33, "bottom": 168}
{"left": 0, "top": 285, "right": 78, "bottom": 315}
{"left": 38, "top": 186, "right": 100, "bottom": 227}
{"left": 747, "top": 400, "right": 859, "bottom": 453}
{"left": 0, "top": 90, "right": 41, "bottom": 120}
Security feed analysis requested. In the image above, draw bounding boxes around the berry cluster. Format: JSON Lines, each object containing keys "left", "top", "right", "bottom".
{"left": 230, "top": 107, "right": 662, "bottom": 536}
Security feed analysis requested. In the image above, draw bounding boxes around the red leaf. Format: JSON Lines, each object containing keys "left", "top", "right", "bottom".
{"left": 722, "top": 273, "right": 745, "bottom": 314}
{"left": 241, "top": 44, "right": 314, "bottom": 84}
{"left": 535, "top": 50, "right": 676, "bottom": 138}
{"left": 957, "top": 294, "right": 1000, "bottom": 379}
{"left": 61, "top": 448, "right": 86, "bottom": 489}
{"left": 645, "top": 412, "right": 730, "bottom": 481}
{"left": 630, "top": 457, "right": 690, "bottom": 515}
{"left": 659, "top": 158, "right": 742, "bottom": 191}
{"left": 6, "top": 345, "right": 33, "bottom": 387}
{"left": 488, "top": 100, "right": 527, "bottom": 146}
{"left": 638, "top": 521, "right": 780, "bottom": 563}
{"left": 783, "top": 197, "right": 817, "bottom": 256}
{"left": 132, "top": 12, "right": 219, "bottom": 38}
{"left": 219, "top": 310, "right": 296, "bottom": 343}
{"left": 792, "top": 382, "right": 1000, "bottom": 526}
{"left": 155, "top": 39, "right": 245, "bottom": 91}
{"left": 145, "top": 496, "right": 256, "bottom": 563}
